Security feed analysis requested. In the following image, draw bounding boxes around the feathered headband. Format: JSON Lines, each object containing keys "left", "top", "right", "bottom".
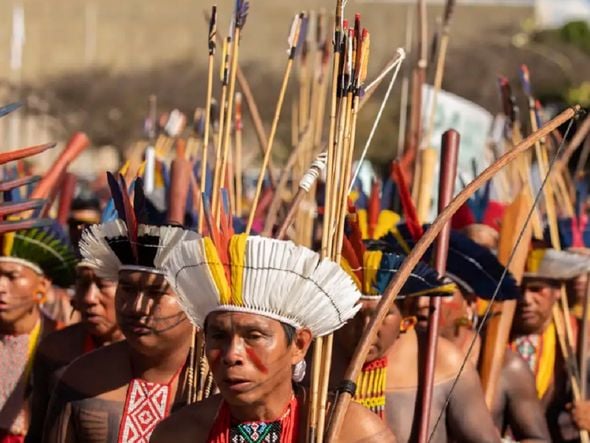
{"left": 0, "top": 221, "right": 77, "bottom": 287}
{"left": 525, "top": 248, "right": 590, "bottom": 281}
{"left": 79, "top": 172, "right": 199, "bottom": 280}
{"left": 381, "top": 224, "right": 520, "bottom": 301}
{"left": 341, "top": 210, "right": 455, "bottom": 300}
{"left": 158, "top": 233, "right": 362, "bottom": 337}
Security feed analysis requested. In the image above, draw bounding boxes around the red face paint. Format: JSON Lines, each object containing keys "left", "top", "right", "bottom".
{"left": 208, "top": 349, "right": 222, "bottom": 371}
{"left": 245, "top": 347, "right": 268, "bottom": 374}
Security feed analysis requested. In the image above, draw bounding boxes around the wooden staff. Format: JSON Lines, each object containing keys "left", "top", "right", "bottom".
{"left": 416, "top": 130, "right": 459, "bottom": 443}
{"left": 245, "top": 14, "right": 303, "bottom": 234}
{"left": 198, "top": 5, "right": 217, "bottom": 233}
{"left": 422, "top": 0, "right": 456, "bottom": 148}
{"left": 167, "top": 142, "right": 192, "bottom": 225}
{"left": 0, "top": 143, "right": 55, "bottom": 166}
{"left": 234, "top": 92, "right": 244, "bottom": 218}
{"left": 0, "top": 218, "right": 51, "bottom": 234}
{"left": 324, "top": 106, "right": 580, "bottom": 443}
{"left": 0, "top": 175, "right": 40, "bottom": 193}
{"left": 56, "top": 173, "right": 77, "bottom": 226}
{"left": 404, "top": 0, "right": 429, "bottom": 186}
{"left": 415, "top": 148, "right": 438, "bottom": 222}
{"left": 479, "top": 191, "right": 533, "bottom": 407}
{"left": 211, "top": 37, "right": 231, "bottom": 219}
{"left": 31, "top": 133, "right": 90, "bottom": 217}
{"left": 218, "top": 1, "right": 249, "bottom": 220}
{"left": 0, "top": 200, "right": 46, "bottom": 217}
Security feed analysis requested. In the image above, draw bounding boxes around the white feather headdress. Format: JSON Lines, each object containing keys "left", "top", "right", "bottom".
{"left": 525, "top": 248, "right": 590, "bottom": 281}
{"left": 79, "top": 219, "right": 198, "bottom": 281}
{"left": 157, "top": 233, "right": 362, "bottom": 337}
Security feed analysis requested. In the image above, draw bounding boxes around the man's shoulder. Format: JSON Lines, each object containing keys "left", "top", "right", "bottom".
{"left": 58, "top": 340, "right": 129, "bottom": 397}
{"left": 151, "top": 395, "right": 222, "bottom": 443}
{"left": 37, "top": 323, "right": 86, "bottom": 365}
{"left": 338, "top": 402, "right": 396, "bottom": 442}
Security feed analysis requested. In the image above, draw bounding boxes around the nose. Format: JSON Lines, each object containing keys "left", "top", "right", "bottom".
{"left": 80, "top": 283, "right": 98, "bottom": 306}
{"left": 0, "top": 275, "right": 9, "bottom": 292}
{"left": 119, "top": 290, "right": 152, "bottom": 316}
{"left": 522, "top": 288, "right": 535, "bottom": 305}
{"left": 222, "top": 335, "right": 245, "bottom": 367}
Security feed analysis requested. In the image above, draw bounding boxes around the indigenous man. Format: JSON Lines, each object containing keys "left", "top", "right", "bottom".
{"left": 332, "top": 240, "right": 501, "bottom": 443}
{"left": 0, "top": 222, "right": 76, "bottom": 442}
{"left": 152, "top": 233, "right": 395, "bottom": 442}
{"left": 510, "top": 247, "right": 590, "bottom": 442}
{"left": 43, "top": 194, "right": 198, "bottom": 443}
{"left": 27, "top": 261, "right": 122, "bottom": 442}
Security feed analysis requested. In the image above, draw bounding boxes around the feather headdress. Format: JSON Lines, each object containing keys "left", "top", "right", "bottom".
{"left": 80, "top": 173, "right": 199, "bottom": 280}
{"left": 525, "top": 248, "right": 590, "bottom": 281}
{"left": 381, "top": 224, "right": 520, "bottom": 301}
{"left": 158, "top": 233, "right": 362, "bottom": 337}
{"left": 341, "top": 211, "right": 454, "bottom": 300}
{"left": 0, "top": 220, "right": 77, "bottom": 287}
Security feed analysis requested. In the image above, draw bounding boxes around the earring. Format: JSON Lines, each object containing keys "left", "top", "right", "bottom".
{"left": 292, "top": 360, "right": 306, "bottom": 382}
{"left": 400, "top": 316, "right": 417, "bottom": 333}
{"left": 36, "top": 292, "right": 45, "bottom": 304}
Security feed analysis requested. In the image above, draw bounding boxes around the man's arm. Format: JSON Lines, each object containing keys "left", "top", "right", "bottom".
{"left": 27, "top": 350, "right": 60, "bottom": 442}
{"left": 446, "top": 363, "right": 501, "bottom": 443}
{"left": 501, "top": 350, "right": 550, "bottom": 442}
{"left": 42, "top": 381, "right": 77, "bottom": 443}
{"left": 339, "top": 402, "right": 396, "bottom": 443}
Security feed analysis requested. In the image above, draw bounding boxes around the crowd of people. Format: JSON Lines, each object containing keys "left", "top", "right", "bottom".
{"left": 1, "top": 2, "right": 590, "bottom": 442}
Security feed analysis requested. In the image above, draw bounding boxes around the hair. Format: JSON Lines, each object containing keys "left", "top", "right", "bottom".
{"left": 281, "top": 322, "right": 296, "bottom": 345}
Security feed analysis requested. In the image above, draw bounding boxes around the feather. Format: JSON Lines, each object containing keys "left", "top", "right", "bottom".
{"left": 527, "top": 249, "right": 590, "bottom": 280}
{"left": 208, "top": 5, "right": 218, "bottom": 55}
{"left": 392, "top": 161, "right": 423, "bottom": 241}
{"left": 117, "top": 174, "right": 138, "bottom": 261}
{"left": 106, "top": 172, "right": 127, "bottom": 223}
{"left": 381, "top": 224, "right": 520, "bottom": 301}
{"left": 0, "top": 102, "right": 22, "bottom": 118}
{"left": 519, "top": 64, "right": 532, "bottom": 98}
{"left": 372, "top": 253, "right": 455, "bottom": 298}
{"left": 367, "top": 179, "right": 381, "bottom": 239}
{"left": 133, "top": 177, "right": 148, "bottom": 225}
{"left": 235, "top": 0, "right": 249, "bottom": 30}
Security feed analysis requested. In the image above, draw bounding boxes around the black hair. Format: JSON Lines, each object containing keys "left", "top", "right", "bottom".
{"left": 281, "top": 322, "right": 296, "bottom": 345}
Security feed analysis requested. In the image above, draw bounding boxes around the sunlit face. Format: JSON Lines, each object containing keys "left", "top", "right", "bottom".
{"left": 0, "top": 261, "right": 47, "bottom": 326}
{"left": 438, "top": 288, "right": 473, "bottom": 338}
{"left": 205, "top": 311, "right": 311, "bottom": 407}
{"left": 73, "top": 266, "right": 120, "bottom": 340}
{"left": 115, "top": 270, "right": 191, "bottom": 352}
{"left": 335, "top": 299, "right": 401, "bottom": 363}
{"left": 513, "top": 278, "right": 561, "bottom": 335}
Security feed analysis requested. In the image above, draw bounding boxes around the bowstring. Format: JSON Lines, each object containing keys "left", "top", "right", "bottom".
{"left": 428, "top": 115, "right": 578, "bottom": 442}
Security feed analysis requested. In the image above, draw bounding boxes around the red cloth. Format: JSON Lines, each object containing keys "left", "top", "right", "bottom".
{"left": 0, "top": 430, "right": 24, "bottom": 443}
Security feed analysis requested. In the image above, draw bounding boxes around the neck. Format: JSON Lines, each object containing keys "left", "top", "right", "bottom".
{"left": 0, "top": 306, "right": 40, "bottom": 335}
{"left": 229, "top": 381, "right": 294, "bottom": 422}
{"left": 127, "top": 338, "right": 190, "bottom": 384}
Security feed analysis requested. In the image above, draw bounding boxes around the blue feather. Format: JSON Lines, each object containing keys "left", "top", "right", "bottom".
{"left": 382, "top": 223, "right": 520, "bottom": 301}
{"left": 0, "top": 103, "right": 22, "bottom": 118}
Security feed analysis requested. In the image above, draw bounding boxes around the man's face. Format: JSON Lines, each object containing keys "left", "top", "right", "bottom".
{"left": 514, "top": 278, "right": 561, "bottom": 335}
{"left": 335, "top": 299, "right": 401, "bottom": 363}
{"left": 0, "top": 261, "right": 46, "bottom": 326}
{"left": 205, "top": 312, "right": 311, "bottom": 407}
{"left": 438, "top": 288, "right": 473, "bottom": 338}
{"left": 570, "top": 273, "right": 588, "bottom": 307}
{"left": 115, "top": 270, "right": 191, "bottom": 352}
{"left": 73, "top": 266, "right": 120, "bottom": 340}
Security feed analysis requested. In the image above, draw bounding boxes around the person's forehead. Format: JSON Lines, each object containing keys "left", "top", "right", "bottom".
{"left": 522, "top": 277, "right": 561, "bottom": 288}
{"left": 207, "top": 311, "right": 281, "bottom": 330}
{"left": 118, "top": 270, "right": 168, "bottom": 287}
